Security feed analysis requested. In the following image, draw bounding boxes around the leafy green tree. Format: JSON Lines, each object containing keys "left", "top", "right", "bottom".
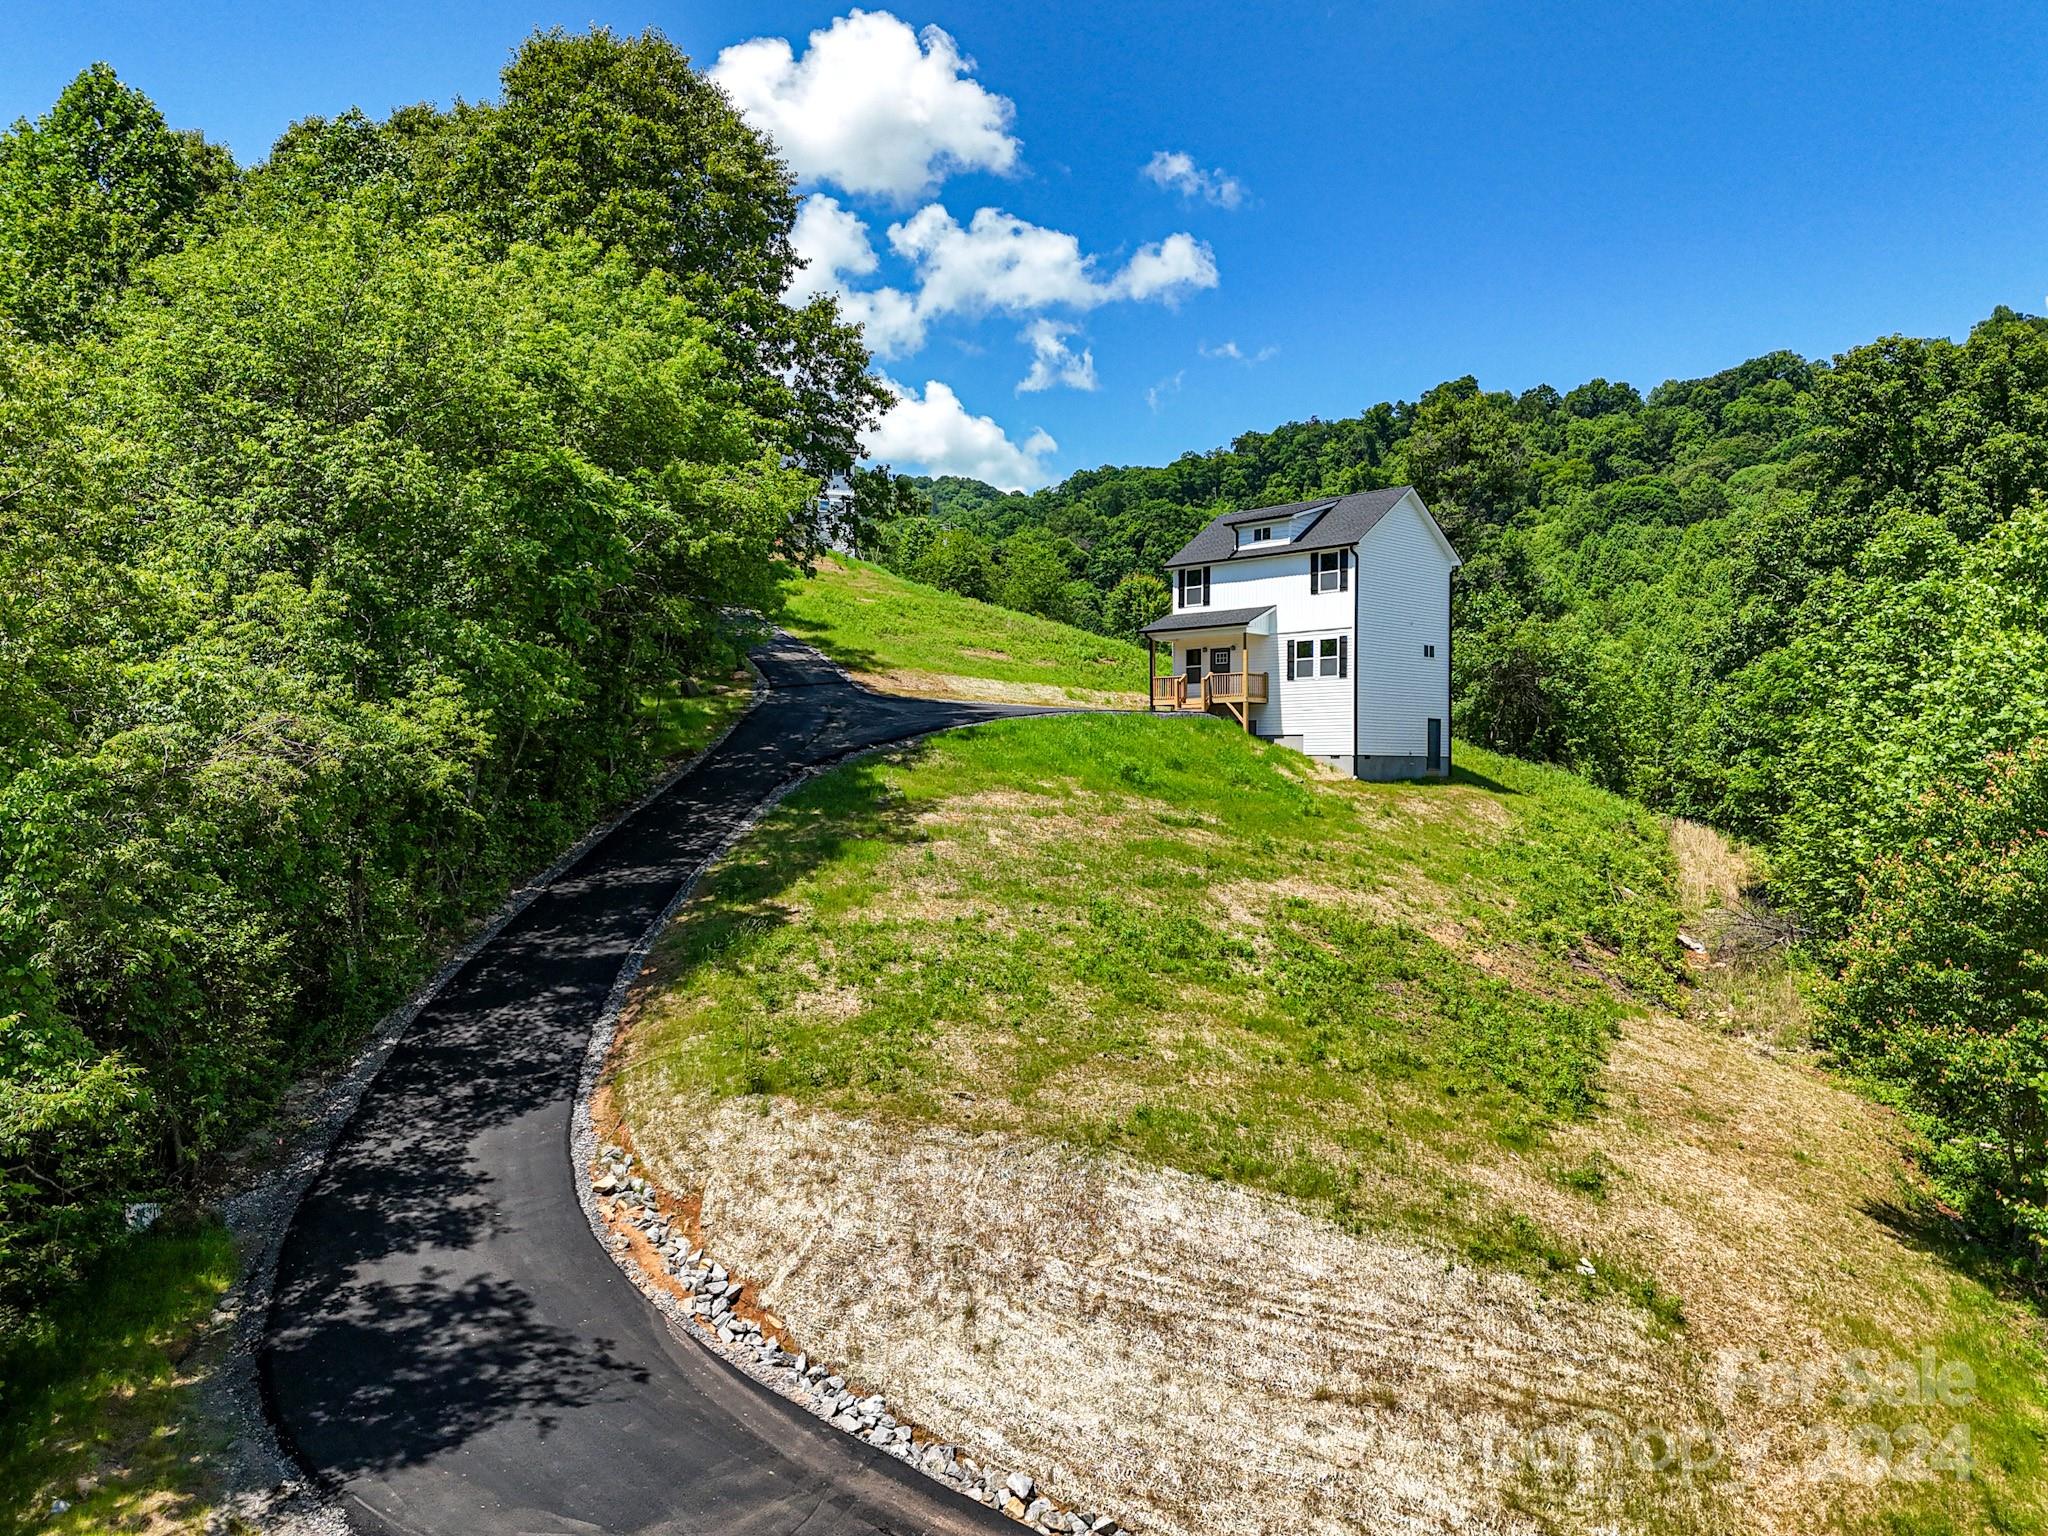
{"left": 844, "top": 467, "right": 929, "bottom": 560}
{"left": 442, "top": 28, "right": 796, "bottom": 296}
{"left": 1102, "top": 572, "right": 1170, "bottom": 635}
{"left": 236, "top": 28, "right": 885, "bottom": 527}
{"left": 0, "top": 199, "right": 811, "bottom": 1327}
{"left": 1057, "top": 578, "right": 1102, "bottom": 632}
{"left": 0, "top": 64, "right": 234, "bottom": 339}
{"left": 1827, "top": 743, "right": 2048, "bottom": 1267}
{"left": 874, "top": 513, "right": 940, "bottom": 571}
{"left": 236, "top": 108, "right": 410, "bottom": 226}
{"left": 423, "top": 29, "right": 882, "bottom": 513}
{"left": 997, "top": 529, "right": 1080, "bottom": 619}
{"left": 914, "top": 528, "right": 997, "bottom": 602}
{"left": 1388, "top": 377, "right": 1536, "bottom": 553}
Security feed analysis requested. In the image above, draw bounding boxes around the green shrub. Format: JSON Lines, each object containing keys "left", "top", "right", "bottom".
{"left": 1826, "top": 743, "right": 2048, "bottom": 1272}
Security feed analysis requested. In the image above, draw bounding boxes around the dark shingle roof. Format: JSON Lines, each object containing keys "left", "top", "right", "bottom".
{"left": 1138, "top": 604, "right": 1274, "bottom": 637}
{"left": 1164, "top": 487, "right": 1414, "bottom": 569}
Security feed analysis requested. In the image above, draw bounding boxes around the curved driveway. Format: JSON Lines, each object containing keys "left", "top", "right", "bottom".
{"left": 263, "top": 637, "right": 1043, "bottom": 1536}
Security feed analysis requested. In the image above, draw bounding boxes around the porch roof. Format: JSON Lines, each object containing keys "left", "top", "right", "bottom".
{"left": 1139, "top": 604, "right": 1275, "bottom": 638}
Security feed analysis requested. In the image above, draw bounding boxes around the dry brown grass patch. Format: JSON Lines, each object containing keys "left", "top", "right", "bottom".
{"left": 1669, "top": 818, "right": 1752, "bottom": 919}
{"left": 851, "top": 667, "right": 1139, "bottom": 709}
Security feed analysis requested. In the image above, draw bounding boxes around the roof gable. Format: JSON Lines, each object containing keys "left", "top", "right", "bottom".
{"left": 1360, "top": 488, "right": 1464, "bottom": 569}
{"left": 1164, "top": 487, "right": 1417, "bottom": 568}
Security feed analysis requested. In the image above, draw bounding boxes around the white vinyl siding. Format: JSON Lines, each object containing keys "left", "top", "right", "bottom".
{"left": 1205, "top": 548, "right": 1353, "bottom": 630}
{"left": 1210, "top": 550, "right": 1354, "bottom": 755}
{"left": 1158, "top": 490, "right": 1458, "bottom": 772}
{"left": 1275, "top": 628, "right": 1352, "bottom": 754}
{"left": 1353, "top": 493, "right": 1457, "bottom": 763}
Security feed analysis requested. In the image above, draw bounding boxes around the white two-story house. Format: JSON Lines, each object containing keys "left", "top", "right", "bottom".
{"left": 1139, "top": 486, "right": 1461, "bottom": 779}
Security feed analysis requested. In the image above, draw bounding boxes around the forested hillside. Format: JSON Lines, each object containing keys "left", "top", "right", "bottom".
{"left": 2, "top": 24, "right": 2041, "bottom": 1355}
{"left": 0, "top": 34, "right": 878, "bottom": 1335}
{"left": 862, "top": 322, "right": 2048, "bottom": 1275}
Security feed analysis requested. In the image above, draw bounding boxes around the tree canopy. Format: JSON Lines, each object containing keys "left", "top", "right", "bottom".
{"left": 0, "top": 62, "right": 235, "bottom": 339}
{"left": 0, "top": 43, "right": 866, "bottom": 1335}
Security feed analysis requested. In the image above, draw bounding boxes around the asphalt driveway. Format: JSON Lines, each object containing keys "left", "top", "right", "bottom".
{"left": 263, "top": 637, "right": 1050, "bottom": 1535}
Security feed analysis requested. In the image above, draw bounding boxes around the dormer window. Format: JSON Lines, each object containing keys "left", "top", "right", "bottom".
{"left": 1250, "top": 525, "right": 1272, "bottom": 542}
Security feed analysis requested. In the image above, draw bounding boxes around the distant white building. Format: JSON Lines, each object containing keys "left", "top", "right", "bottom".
{"left": 1139, "top": 487, "right": 1461, "bottom": 779}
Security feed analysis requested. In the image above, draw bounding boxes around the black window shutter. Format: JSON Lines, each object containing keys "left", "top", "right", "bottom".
{"left": 1339, "top": 634, "right": 1349, "bottom": 678}
{"left": 1176, "top": 569, "right": 1185, "bottom": 606}
{"left": 1309, "top": 557, "right": 1320, "bottom": 596}
{"left": 1285, "top": 643, "right": 1295, "bottom": 680}
{"left": 1340, "top": 550, "right": 1351, "bottom": 591}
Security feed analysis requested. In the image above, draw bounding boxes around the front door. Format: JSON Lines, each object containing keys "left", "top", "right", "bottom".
{"left": 1208, "top": 647, "right": 1235, "bottom": 677}
{"left": 1184, "top": 646, "right": 1204, "bottom": 684}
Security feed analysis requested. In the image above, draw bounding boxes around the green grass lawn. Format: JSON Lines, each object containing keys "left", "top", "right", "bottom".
{"left": 0, "top": 1220, "right": 236, "bottom": 1536}
{"left": 775, "top": 557, "right": 1149, "bottom": 707}
{"left": 621, "top": 713, "right": 1680, "bottom": 1299}
{"left": 618, "top": 713, "right": 2048, "bottom": 1534}
{"left": 640, "top": 667, "right": 755, "bottom": 761}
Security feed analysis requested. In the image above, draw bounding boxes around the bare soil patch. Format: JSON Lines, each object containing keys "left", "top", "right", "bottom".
{"left": 624, "top": 1097, "right": 1727, "bottom": 1536}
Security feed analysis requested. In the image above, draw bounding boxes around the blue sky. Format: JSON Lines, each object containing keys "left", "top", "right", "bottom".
{"left": 7, "top": 2, "right": 2048, "bottom": 488}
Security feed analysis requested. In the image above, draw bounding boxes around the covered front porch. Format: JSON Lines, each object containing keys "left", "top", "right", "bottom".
{"left": 1139, "top": 605, "right": 1275, "bottom": 731}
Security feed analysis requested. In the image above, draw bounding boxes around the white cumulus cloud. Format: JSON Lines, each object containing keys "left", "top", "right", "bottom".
{"left": 785, "top": 195, "right": 926, "bottom": 354}
{"left": 713, "top": 12, "right": 1020, "bottom": 202}
{"left": 835, "top": 287, "right": 926, "bottom": 358}
{"left": 1115, "top": 232, "right": 1220, "bottom": 304}
{"left": 786, "top": 195, "right": 879, "bottom": 303}
{"left": 1016, "top": 319, "right": 1097, "bottom": 394}
{"left": 1142, "top": 150, "right": 1246, "bottom": 209}
{"left": 866, "top": 377, "right": 1057, "bottom": 490}
{"left": 780, "top": 196, "right": 1219, "bottom": 365}
{"left": 890, "top": 205, "right": 1218, "bottom": 319}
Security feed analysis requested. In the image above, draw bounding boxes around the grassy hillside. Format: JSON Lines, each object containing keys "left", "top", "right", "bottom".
{"left": 615, "top": 714, "right": 2048, "bottom": 1536}
{"left": 777, "top": 556, "right": 1148, "bottom": 707}
{"left": 625, "top": 717, "right": 1675, "bottom": 1260}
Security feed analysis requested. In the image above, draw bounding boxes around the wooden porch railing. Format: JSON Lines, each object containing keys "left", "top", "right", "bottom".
{"left": 1149, "top": 671, "right": 1268, "bottom": 722}
{"left": 1199, "top": 671, "right": 1268, "bottom": 706}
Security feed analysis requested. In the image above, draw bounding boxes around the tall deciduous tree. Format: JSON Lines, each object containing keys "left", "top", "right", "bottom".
{"left": 243, "top": 29, "right": 886, "bottom": 540}
{"left": 0, "top": 63, "right": 235, "bottom": 339}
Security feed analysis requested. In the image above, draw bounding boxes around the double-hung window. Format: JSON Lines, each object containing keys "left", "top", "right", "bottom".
{"left": 1177, "top": 566, "right": 1211, "bottom": 608}
{"left": 1309, "top": 548, "right": 1349, "bottom": 594}
{"left": 1287, "top": 635, "right": 1348, "bottom": 679}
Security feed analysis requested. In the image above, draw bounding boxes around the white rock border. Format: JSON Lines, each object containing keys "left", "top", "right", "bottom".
{"left": 586, "top": 1143, "right": 1120, "bottom": 1534}
{"left": 569, "top": 709, "right": 1129, "bottom": 1536}
{"left": 204, "top": 658, "right": 770, "bottom": 1536}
